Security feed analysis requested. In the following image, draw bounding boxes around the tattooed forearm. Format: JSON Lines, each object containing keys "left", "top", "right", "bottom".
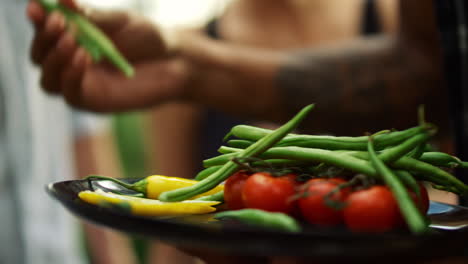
{"left": 277, "top": 36, "right": 447, "bottom": 135}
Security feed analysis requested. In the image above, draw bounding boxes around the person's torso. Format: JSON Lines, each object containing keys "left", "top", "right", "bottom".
{"left": 217, "top": 0, "right": 368, "bottom": 49}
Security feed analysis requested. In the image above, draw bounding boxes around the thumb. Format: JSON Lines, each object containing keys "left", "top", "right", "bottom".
{"left": 85, "top": 9, "right": 131, "bottom": 35}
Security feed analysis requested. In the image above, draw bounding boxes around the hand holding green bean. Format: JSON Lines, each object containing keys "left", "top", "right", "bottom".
{"left": 28, "top": 0, "right": 182, "bottom": 112}
{"left": 37, "top": 0, "right": 134, "bottom": 77}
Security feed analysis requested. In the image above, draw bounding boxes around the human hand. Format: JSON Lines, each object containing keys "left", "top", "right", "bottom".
{"left": 27, "top": 0, "right": 188, "bottom": 112}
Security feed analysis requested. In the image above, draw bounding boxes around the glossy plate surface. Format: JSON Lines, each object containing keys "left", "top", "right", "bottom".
{"left": 47, "top": 179, "right": 468, "bottom": 261}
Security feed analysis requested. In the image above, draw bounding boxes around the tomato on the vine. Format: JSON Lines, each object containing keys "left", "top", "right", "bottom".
{"left": 414, "top": 182, "right": 430, "bottom": 214}
{"left": 224, "top": 170, "right": 251, "bottom": 210}
{"left": 395, "top": 182, "right": 430, "bottom": 227}
{"left": 343, "top": 185, "right": 401, "bottom": 233}
{"left": 242, "top": 172, "right": 297, "bottom": 214}
{"left": 298, "top": 178, "right": 349, "bottom": 226}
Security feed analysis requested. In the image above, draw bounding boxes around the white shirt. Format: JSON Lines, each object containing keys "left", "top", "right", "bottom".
{"left": 0, "top": 1, "right": 89, "bottom": 263}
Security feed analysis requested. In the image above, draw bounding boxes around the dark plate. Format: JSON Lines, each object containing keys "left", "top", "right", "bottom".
{"left": 46, "top": 179, "right": 468, "bottom": 262}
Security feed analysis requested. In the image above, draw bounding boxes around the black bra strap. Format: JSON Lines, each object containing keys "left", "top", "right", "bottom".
{"left": 205, "top": 19, "right": 221, "bottom": 39}
{"left": 362, "top": 0, "right": 381, "bottom": 35}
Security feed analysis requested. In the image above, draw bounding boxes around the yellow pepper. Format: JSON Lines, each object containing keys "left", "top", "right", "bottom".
{"left": 86, "top": 175, "right": 224, "bottom": 200}
{"left": 79, "top": 190, "right": 220, "bottom": 217}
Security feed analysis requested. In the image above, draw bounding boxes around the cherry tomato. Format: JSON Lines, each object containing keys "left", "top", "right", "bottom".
{"left": 298, "top": 178, "right": 349, "bottom": 226}
{"left": 224, "top": 170, "right": 251, "bottom": 210}
{"left": 282, "top": 173, "right": 299, "bottom": 183}
{"left": 402, "top": 182, "right": 430, "bottom": 214}
{"left": 395, "top": 182, "right": 430, "bottom": 227}
{"left": 343, "top": 185, "right": 400, "bottom": 233}
{"left": 242, "top": 172, "right": 297, "bottom": 214}
{"left": 281, "top": 173, "right": 302, "bottom": 216}
{"left": 416, "top": 182, "right": 430, "bottom": 214}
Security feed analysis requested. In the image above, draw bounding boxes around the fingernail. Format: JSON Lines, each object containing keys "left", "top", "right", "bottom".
{"left": 56, "top": 13, "right": 66, "bottom": 31}
{"left": 83, "top": 52, "right": 92, "bottom": 66}
{"left": 64, "top": 32, "right": 76, "bottom": 48}
{"left": 57, "top": 32, "right": 75, "bottom": 54}
{"left": 73, "top": 48, "right": 86, "bottom": 68}
{"left": 47, "top": 12, "right": 65, "bottom": 33}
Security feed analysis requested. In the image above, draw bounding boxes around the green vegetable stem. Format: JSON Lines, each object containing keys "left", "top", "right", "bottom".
{"left": 37, "top": 0, "right": 134, "bottom": 77}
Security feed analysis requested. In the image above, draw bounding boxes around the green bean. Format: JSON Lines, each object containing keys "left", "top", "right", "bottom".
{"left": 350, "top": 152, "right": 468, "bottom": 195}
{"left": 262, "top": 147, "right": 378, "bottom": 176}
{"left": 203, "top": 152, "right": 238, "bottom": 167}
{"left": 226, "top": 139, "right": 255, "bottom": 149}
{"left": 394, "top": 170, "right": 421, "bottom": 198}
{"left": 194, "top": 191, "right": 224, "bottom": 202}
{"left": 419, "top": 152, "right": 468, "bottom": 168}
{"left": 218, "top": 146, "right": 249, "bottom": 155}
{"left": 38, "top": 0, "right": 134, "bottom": 77}
{"left": 391, "top": 157, "right": 468, "bottom": 194}
{"left": 431, "top": 184, "right": 460, "bottom": 193}
{"left": 214, "top": 209, "right": 301, "bottom": 232}
{"left": 228, "top": 125, "right": 427, "bottom": 151}
{"left": 224, "top": 125, "right": 435, "bottom": 163}
{"left": 208, "top": 146, "right": 377, "bottom": 176}
{"left": 377, "top": 128, "right": 435, "bottom": 163}
{"left": 407, "top": 143, "right": 428, "bottom": 159}
{"left": 219, "top": 146, "right": 318, "bottom": 166}
{"left": 247, "top": 159, "right": 309, "bottom": 168}
{"left": 367, "top": 138, "right": 429, "bottom": 234}
{"left": 38, "top": 0, "right": 58, "bottom": 11}
{"left": 196, "top": 158, "right": 308, "bottom": 181}
{"left": 158, "top": 104, "right": 315, "bottom": 202}
{"left": 195, "top": 166, "right": 221, "bottom": 181}
{"left": 222, "top": 126, "right": 434, "bottom": 166}
{"left": 208, "top": 146, "right": 355, "bottom": 169}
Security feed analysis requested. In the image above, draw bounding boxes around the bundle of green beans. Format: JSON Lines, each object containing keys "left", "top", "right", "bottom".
{"left": 191, "top": 111, "right": 468, "bottom": 234}
{"left": 202, "top": 125, "right": 468, "bottom": 195}
{"left": 38, "top": 0, "right": 134, "bottom": 77}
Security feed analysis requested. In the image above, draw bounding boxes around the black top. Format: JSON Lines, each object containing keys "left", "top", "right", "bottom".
{"left": 434, "top": 0, "right": 468, "bottom": 206}
{"left": 362, "top": 0, "right": 381, "bottom": 35}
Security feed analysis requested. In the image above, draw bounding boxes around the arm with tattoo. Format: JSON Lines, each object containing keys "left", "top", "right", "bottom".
{"left": 276, "top": 36, "right": 446, "bottom": 135}
{"left": 181, "top": 34, "right": 445, "bottom": 135}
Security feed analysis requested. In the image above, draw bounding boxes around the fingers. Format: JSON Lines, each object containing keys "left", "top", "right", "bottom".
{"left": 54, "top": 59, "right": 186, "bottom": 113}
{"left": 27, "top": 0, "right": 79, "bottom": 29}
{"left": 26, "top": 1, "right": 46, "bottom": 29}
{"left": 30, "top": 11, "right": 66, "bottom": 65}
{"left": 61, "top": 48, "right": 92, "bottom": 106}
{"left": 40, "top": 32, "right": 78, "bottom": 94}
